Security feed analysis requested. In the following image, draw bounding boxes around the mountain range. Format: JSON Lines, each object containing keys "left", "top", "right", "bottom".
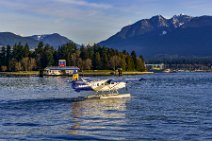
{"left": 99, "top": 14, "right": 212, "bottom": 58}
{"left": 0, "top": 32, "right": 74, "bottom": 48}
{"left": 1, "top": 14, "right": 212, "bottom": 59}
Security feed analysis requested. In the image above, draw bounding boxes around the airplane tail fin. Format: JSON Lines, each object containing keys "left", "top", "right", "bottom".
{"left": 72, "top": 70, "right": 79, "bottom": 81}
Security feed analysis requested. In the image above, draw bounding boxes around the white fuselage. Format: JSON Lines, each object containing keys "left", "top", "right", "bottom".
{"left": 83, "top": 79, "right": 126, "bottom": 92}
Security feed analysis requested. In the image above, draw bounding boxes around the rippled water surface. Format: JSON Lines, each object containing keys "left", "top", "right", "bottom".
{"left": 0, "top": 73, "right": 212, "bottom": 141}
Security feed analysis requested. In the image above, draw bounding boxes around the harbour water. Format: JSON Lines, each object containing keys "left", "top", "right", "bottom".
{"left": 0, "top": 73, "right": 212, "bottom": 140}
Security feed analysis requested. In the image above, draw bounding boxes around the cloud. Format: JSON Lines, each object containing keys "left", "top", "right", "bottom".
{"left": 0, "top": 0, "right": 112, "bottom": 19}
{"left": 54, "top": 0, "right": 112, "bottom": 9}
{"left": 1, "top": 0, "right": 212, "bottom": 44}
{"left": 0, "top": 0, "right": 116, "bottom": 44}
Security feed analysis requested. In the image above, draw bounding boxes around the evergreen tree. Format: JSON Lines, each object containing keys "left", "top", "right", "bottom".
{"left": 57, "top": 42, "right": 77, "bottom": 66}
{"left": 131, "top": 51, "right": 137, "bottom": 70}
{"left": 93, "top": 52, "right": 101, "bottom": 70}
{"left": 6, "top": 45, "right": 12, "bottom": 70}
{"left": 101, "top": 48, "right": 109, "bottom": 69}
{"left": 0, "top": 42, "right": 147, "bottom": 72}
{"left": 0, "top": 46, "right": 7, "bottom": 71}
{"left": 38, "top": 42, "right": 44, "bottom": 49}
{"left": 23, "top": 43, "right": 30, "bottom": 57}
{"left": 34, "top": 44, "right": 55, "bottom": 69}
{"left": 80, "top": 45, "right": 88, "bottom": 60}
{"left": 126, "top": 56, "right": 133, "bottom": 71}
{"left": 13, "top": 43, "right": 29, "bottom": 61}
{"left": 43, "top": 45, "right": 55, "bottom": 67}
{"left": 0, "top": 46, "right": 6, "bottom": 67}
{"left": 0, "top": 48, "right": 2, "bottom": 67}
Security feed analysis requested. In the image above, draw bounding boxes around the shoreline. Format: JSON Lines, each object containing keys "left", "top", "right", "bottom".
{"left": 79, "top": 71, "right": 153, "bottom": 76}
{"left": 0, "top": 71, "right": 39, "bottom": 76}
{"left": 0, "top": 71, "right": 153, "bottom": 77}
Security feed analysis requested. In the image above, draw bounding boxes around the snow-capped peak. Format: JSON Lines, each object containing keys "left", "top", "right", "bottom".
{"left": 37, "top": 35, "right": 41, "bottom": 39}
{"left": 179, "top": 22, "right": 184, "bottom": 27}
{"left": 162, "top": 31, "right": 167, "bottom": 35}
{"left": 34, "top": 35, "right": 46, "bottom": 41}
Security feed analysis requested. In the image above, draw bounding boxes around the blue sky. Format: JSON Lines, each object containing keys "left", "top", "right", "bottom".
{"left": 1, "top": 0, "right": 212, "bottom": 44}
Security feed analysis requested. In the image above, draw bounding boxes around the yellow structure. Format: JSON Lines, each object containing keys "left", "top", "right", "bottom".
{"left": 72, "top": 73, "right": 79, "bottom": 81}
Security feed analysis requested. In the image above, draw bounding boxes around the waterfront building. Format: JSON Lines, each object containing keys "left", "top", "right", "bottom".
{"left": 145, "top": 63, "right": 165, "bottom": 71}
{"left": 44, "top": 59, "right": 80, "bottom": 76}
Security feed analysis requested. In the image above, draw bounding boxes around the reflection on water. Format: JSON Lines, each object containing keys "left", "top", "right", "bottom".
{"left": 69, "top": 98, "right": 129, "bottom": 140}
{"left": 0, "top": 73, "right": 212, "bottom": 140}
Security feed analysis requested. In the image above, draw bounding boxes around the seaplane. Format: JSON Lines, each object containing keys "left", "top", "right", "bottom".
{"left": 71, "top": 73, "right": 130, "bottom": 99}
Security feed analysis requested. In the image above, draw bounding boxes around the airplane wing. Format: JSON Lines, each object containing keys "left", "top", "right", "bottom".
{"left": 90, "top": 85, "right": 110, "bottom": 92}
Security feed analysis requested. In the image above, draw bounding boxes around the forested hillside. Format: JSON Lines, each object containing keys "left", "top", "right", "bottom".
{"left": 0, "top": 42, "right": 146, "bottom": 72}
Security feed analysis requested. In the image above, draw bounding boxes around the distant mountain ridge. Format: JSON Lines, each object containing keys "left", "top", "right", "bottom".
{"left": 99, "top": 14, "right": 212, "bottom": 58}
{"left": 0, "top": 32, "right": 75, "bottom": 48}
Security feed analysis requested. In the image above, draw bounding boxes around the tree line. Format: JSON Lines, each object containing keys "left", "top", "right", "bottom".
{"left": 147, "top": 55, "right": 212, "bottom": 70}
{"left": 0, "top": 42, "right": 146, "bottom": 72}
